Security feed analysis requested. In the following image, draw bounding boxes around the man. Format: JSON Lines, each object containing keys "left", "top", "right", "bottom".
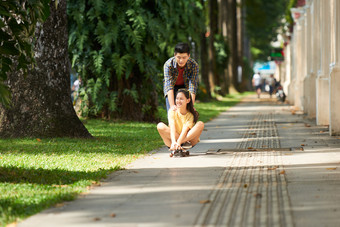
{"left": 71, "top": 76, "right": 82, "bottom": 105}
{"left": 266, "top": 74, "right": 276, "bottom": 98}
{"left": 252, "top": 72, "right": 262, "bottom": 98}
{"left": 163, "top": 42, "right": 199, "bottom": 112}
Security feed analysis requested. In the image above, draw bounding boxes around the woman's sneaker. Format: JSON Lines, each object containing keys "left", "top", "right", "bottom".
{"left": 181, "top": 141, "right": 192, "bottom": 149}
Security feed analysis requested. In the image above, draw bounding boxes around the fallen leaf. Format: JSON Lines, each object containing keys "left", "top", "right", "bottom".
{"left": 110, "top": 213, "right": 116, "bottom": 218}
{"left": 326, "top": 168, "right": 337, "bottom": 170}
{"left": 36, "top": 138, "right": 42, "bottom": 142}
{"left": 305, "top": 124, "right": 311, "bottom": 127}
{"left": 247, "top": 147, "right": 253, "bottom": 150}
{"left": 250, "top": 133, "right": 257, "bottom": 135}
{"left": 279, "top": 170, "right": 286, "bottom": 175}
{"left": 254, "top": 193, "right": 262, "bottom": 198}
{"left": 91, "top": 181, "right": 101, "bottom": 187}
{"left": 93, "top": 217, "right": 101, "bottom": 221}
{"left": 301, "top": 144, "right": 305, "bottom": 146}
{"left": 267, "top": 167, "right": 277, "bottom": 170}
{"left": 200, "top": 200, "right": 211, "bottom": 204}
{"left": 55, "top": 203, "right": 65, "bottom": 208}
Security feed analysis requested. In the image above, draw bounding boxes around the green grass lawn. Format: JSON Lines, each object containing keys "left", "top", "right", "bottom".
{"left": 0, "top": 92, "right": 251, "bottom": 226}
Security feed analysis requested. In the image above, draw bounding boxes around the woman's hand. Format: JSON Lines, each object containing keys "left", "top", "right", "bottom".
{"left": 170, "top": 141, "right": 181, "bottom": 150}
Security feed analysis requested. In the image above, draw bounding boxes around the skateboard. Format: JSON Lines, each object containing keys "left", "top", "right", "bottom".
{"left": 170, "top": 149, "right": 189, "bottom": 157}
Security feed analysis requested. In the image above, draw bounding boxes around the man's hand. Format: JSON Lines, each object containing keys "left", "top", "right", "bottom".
{"left": 170, "top": 105, "right": 177, "bottom": 111}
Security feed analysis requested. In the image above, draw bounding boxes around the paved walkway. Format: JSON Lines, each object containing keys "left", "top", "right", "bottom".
{"left": 18, "top": 95, "right": 340, "bottom": 227}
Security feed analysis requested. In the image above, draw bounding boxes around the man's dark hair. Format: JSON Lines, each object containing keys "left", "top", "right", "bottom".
{"left": 174, "top": 43, "right": 190, "bottom": 55}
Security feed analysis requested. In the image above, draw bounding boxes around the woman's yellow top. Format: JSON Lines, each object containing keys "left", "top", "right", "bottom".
{"left": 168, "top": 109, "right": 194, "bottom": 134}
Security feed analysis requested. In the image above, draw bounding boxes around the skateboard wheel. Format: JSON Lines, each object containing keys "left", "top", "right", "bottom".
{"left": 180, "top": 150, "right": 187, "bottom": 157}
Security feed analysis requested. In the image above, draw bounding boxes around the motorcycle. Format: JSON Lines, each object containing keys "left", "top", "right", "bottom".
{"left": 275, "top": 83, "right": 286, "bottom": 102}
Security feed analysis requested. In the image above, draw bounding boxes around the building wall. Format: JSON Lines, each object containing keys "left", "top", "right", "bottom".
{"left": 285, "top": 0, "right": 340, "bottom": 135}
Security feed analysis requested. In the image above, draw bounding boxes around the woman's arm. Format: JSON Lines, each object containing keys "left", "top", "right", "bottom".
{"left": 176, "top": 126, "right": 190, "bottom": 146}
{"left": 169, "top": 120, "right": 180, "bottom": 150}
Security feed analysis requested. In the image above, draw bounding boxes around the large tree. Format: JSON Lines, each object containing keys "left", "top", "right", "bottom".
{"left": 0, "top": 0, "right": 92, "bottom": 138}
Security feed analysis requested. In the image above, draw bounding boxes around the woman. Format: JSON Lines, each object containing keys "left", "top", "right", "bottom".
{"left": 157, "top": 89, "right": 204, "bottom": 156}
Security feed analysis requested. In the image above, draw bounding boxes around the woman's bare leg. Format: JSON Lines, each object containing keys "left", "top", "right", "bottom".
{"left": 184, "top": 121, "right": 204, "bottom": 146}
{"left": 157, "top": 122, "right": 180, "bottom": 147}
{"left": 157, "top": 122, "right": 171, "bottom": 147}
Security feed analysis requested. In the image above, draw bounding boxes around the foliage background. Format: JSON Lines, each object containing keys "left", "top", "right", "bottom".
{"left": 68, "top": 0, "right": 205, "bottom": 121}
{"left": 243, "top": 0, "right": 288, "bottom": 62}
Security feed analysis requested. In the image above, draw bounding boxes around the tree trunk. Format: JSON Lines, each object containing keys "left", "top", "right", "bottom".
{"left": 208, "top": 0, "right": 219, "bottom": 94}
{"left": 0, "top": 0, "right": 92, "bottom": 138}
{"left": 199, "top": 0, "right": 211, "bottom": 99}
{"left": 200, "top": 33, "right": 212, "bottom": 99}
{"left": 227, "top": 0, "right": 239, "bottom": 92}
{"left": 218, "top": 0, "right": 229, "bottom": 95}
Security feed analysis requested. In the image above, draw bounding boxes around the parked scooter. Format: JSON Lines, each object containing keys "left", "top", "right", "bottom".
{"left": 275, "top": 82, "right": 286, "bottom": 102}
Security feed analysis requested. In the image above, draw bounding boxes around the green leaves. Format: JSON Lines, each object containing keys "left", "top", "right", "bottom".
{"left": 244, "top": 0, "right": 288, "bottom": 61}
{"left": 91, "top": 51, "right": 104, "bottom": 74}
{"left": 68, "top": 0, "right": 205, "bottom": 119}
{"left": 111, "top": 53, "right": 132, "bottom": 79}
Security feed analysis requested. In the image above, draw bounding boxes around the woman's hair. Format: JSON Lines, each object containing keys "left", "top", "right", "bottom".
{"left": 176, "top": 88, "right": 199, "bottom": 123}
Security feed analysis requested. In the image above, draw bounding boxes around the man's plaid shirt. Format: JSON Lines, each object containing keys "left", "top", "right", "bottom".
{"left": 163, "top": 57, "right": 199, "bottom": 97}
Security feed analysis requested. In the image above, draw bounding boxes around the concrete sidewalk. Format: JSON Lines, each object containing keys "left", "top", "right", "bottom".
{"left": 18, "top": 94, "right": 340, "bottom": 227}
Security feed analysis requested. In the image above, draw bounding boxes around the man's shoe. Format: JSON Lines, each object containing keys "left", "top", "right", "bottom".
{"left": 181, "top": 141, "right": 192, "bottom": 149}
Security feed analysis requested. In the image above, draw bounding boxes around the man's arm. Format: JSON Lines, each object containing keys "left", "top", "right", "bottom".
{"left": 187, "top": 59, "right": 199, "bottom": 104}
{"left": 191, "top": 93, "right": 196, "bottom": 105}
{"left": 163, "top": 58, "right": 175, "bottom": 100}
{"left": 167, "top": 89, "right": 175, "bottom": 109}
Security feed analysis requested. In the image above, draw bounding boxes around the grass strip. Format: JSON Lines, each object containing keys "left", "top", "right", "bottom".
{"left": 0, "top": 92, "right": 251, "bottom": 226}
